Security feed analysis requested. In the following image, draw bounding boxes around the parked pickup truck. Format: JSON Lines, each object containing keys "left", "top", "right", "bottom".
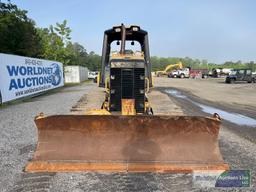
{"left": 88, "top": 71, "right": 98, "bottom": 79}
{"left": 225, "top": 69, "right": 256, "bottom": 83}
{"left": 168, "top": 68, "right": 190, "bottom": 78}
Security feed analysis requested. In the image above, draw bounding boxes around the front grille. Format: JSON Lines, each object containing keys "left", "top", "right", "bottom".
{"left": 134, "top": 68, "right": 145, "bottom": 113}
{"left": 122, "top": 69, "right": 133, "bottom": 99}
{"left": 110, "top": 68, "right": 121, "bottom": 111}
{"left": 110, "top": 68, "right": 145, "bottom": 113}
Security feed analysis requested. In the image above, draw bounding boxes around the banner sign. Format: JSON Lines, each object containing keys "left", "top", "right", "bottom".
{"left": 0, "top": 53, "right": 64, "bottom": 103}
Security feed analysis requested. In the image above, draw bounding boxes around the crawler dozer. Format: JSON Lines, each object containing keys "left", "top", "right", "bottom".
{"left": 26, "top": 24, "right": 229, "bottom": 172}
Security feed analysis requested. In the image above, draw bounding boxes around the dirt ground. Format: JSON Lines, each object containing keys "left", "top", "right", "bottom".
{"left": 155, "top": 77, "right": 256, "bottom": 110}
{"left": 1, "top": 78, "right": 256, "bottom": 191}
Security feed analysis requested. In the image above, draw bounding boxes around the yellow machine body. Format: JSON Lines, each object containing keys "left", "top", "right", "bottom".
{"left": 26, "top": 24, "right": 228, "bottom": 173}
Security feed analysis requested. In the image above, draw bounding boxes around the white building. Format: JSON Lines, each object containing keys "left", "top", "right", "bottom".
{"left": 64, "top": 66, "right": 88, "bottom": 83}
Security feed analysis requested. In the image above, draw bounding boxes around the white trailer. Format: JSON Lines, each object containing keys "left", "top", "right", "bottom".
{"left": 64, "top": 66, "right": 88, "bottom": 83}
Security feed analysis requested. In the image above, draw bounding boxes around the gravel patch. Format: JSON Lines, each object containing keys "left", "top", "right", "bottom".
{"left": 1, "top": 81, "right": 256, "bottom": 191}
{"left": 0, "top": 83, "right": 93, "bottom": 192}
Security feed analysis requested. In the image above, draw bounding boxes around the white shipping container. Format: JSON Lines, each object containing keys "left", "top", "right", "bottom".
{"left": 0, "top": 53, "right": 64, "bottom": 104}
{"left": 64, "top": 66, "right": 88, "bottom": 83}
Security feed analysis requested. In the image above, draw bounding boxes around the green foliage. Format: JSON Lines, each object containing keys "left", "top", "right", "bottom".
{"left": 0, "top": 2, "right": 101, "bottom": 70}
{"left": 37, "top": 20, "right": 74, "bottom": 65}
{"left": 36, "top": 20, "right": 101, "bottom": 70}
{"left": 0, "top": 2, "right": 42, "bottom": 57}
{"left": 150, "top": 56, "right": 256, "bottom": 72}
{"left": 66, "top": 42, "right": 101, "bottom": 70}
{"left": 1, "top": 2, "right": 255, "bottom": 73}
{"left": 246, "top": 61, "right": 256, "bottom": 72}
{"left": 54, "top": 20, "right": 71, "bottom": 42}
{"left": 151, "top": 56, "right": 207, "bottom": 71}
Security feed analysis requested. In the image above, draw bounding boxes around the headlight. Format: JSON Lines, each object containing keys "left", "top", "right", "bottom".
{"left": 132, "top": 27, "right": 139, "bottom": 31}
{"left": 115, "top": 28, "right": 121, "bottom": 32}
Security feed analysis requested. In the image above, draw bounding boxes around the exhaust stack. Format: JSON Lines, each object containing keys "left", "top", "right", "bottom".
{"left": 120, "top": 23, "right": 126, "bottom": 55}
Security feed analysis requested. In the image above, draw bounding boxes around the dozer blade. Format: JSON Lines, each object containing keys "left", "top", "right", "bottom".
{"left": 26, "top": 115, "right": 229, "bottom": 173}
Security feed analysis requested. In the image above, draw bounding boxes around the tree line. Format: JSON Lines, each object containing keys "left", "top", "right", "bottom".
{"left": 1, "top": 2, "right": 255, "bottom": 72}
{"left": 151, "top": 56, "right": 256, "bottom": 72}
{"left": 0, "top": 2, "right": 100, "bottom": 71}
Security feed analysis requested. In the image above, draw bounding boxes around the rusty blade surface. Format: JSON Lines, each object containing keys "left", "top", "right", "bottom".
{"left": 26, "top": 115, "right": 228, "bottom": 172}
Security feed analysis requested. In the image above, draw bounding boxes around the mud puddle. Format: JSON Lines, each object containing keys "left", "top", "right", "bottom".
{"left": 165, "top": 89, "right": 256, "bottom": 127}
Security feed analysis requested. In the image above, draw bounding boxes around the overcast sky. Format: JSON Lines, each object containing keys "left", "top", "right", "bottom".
{"left": 8, "top": 0, "right": 256, "bottom": 63}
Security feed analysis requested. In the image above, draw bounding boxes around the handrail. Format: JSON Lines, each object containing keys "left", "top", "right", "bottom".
{"left": 105, "top": 77, "right": 110, "bottom": 94}
{"left": 145, "top": 77, "right": 150, "bottom": 93}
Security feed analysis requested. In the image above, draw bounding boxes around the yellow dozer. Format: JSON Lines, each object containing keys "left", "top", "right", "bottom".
{"left": 26, "top": 24, "right": 229, "bottom": 173}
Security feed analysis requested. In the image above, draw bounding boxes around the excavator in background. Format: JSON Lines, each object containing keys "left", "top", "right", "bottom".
{"left": 156, "top": 62, "right": 183, "bottom": 77}
{"left": 26, "top": 24, "right": 228, "bottom": 173}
